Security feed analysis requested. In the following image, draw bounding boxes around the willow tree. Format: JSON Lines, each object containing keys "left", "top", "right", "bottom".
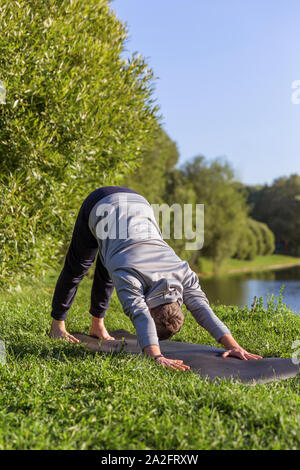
{"left": 181, "top": 156, "right": 249, "bottom": 273}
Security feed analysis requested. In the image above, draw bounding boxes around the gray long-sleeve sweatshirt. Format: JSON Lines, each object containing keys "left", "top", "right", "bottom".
{"left": 88, "top": 192, "right": 231, "bottom": 350}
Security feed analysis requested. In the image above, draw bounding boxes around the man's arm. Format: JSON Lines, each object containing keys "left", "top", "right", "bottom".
{"left": 219, "top": 333, "right": 262, "bottom": 360}
{"left": 182, "top": 271, "right": 231, "bottom": 342}
{"left": 182, "top": 270, "right": 262, "bottom": 360}
{"left": 112, "top": 271, "right": 160, "bottom": 351}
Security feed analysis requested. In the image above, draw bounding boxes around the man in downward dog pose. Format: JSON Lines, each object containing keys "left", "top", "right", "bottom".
{"left": 50, "top": 186, "right": 262, "bottom": 371}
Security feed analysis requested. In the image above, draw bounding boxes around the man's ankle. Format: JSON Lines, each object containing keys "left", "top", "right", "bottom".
{"left": 91, "top": 317, "right": 105, "bottom": 328}
{"left": 51, "top": 319, "right": 65, "bottom": 328}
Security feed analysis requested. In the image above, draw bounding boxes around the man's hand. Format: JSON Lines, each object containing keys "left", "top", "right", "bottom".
{"left": 50, "top": 319, "right": 79, "bottom": 343}
{"left": 154, "top": 355, "right": 190, "bottom": 371}
{"left": 222, "top": 347, "right": 262, "bottom": 360}
{"left": 220, "top": 334, "right": 262, "bottom": 360}
{"left": 143, "top": 344, "right": 190, "bottom": 371}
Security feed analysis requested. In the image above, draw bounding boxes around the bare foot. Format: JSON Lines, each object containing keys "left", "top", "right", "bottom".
{"left": 90, "top": 326, "right": 115, "bottom": 340}
{"left": 50, "top": 319, "right": 80, "bottom": 343}
{"left": 90, "top": 317, "right": 115, "bottom": 340}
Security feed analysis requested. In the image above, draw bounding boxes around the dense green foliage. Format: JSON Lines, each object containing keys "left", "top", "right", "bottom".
{"left": 0, "top": 0, "right": 158, "bottom": 284}
{"left": 179, "top": 157, "right": 248, "bottom": 271}
{"left": 0, "top": 274, "right": 299, "bottom": 450}
{"left": 247, "top": 175, "right": 300, "bottom": 256}
{"left": 234, "top": 218, "right": 275, "bottom": 261}
{"left": 123, "top": 126, "right": 178, "bottom": 203}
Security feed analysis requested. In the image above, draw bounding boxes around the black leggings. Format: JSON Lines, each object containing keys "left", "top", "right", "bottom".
{"left": 51, "top": 186, "right": 137, "bottom": 321}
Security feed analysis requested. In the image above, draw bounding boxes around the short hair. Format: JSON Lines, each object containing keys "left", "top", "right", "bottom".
{"left": 150, "top": 302, "right": 184, "bottom": 340}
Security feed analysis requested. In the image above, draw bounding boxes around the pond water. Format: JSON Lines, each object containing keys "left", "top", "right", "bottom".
{"left": 199, "top": 265, "right": 300, "bottom": 314}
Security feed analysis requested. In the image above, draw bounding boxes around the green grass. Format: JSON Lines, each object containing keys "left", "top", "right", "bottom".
{"left": 0, "top": 272, "right": 299, "bottom": 450}
{"left": 198, "top": 254, "right": 300, "bottom": 276}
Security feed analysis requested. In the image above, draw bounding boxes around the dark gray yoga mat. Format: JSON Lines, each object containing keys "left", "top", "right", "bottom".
{"left": 73, "top": 329, "right": 299, "bottom": 384}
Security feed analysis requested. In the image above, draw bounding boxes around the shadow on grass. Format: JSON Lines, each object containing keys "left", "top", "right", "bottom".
{"left": 6, "top": 337, "right": 99, "bottom": 362}
{"left": 6, "top": 336, "right": 135, "bottom": 365}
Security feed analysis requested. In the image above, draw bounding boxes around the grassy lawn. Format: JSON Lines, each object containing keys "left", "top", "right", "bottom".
{"left": 198, "top": 254, "right": 300, "bottom": 276}
{"left": 0, "top": 272, "right": 299, "bottom": 450}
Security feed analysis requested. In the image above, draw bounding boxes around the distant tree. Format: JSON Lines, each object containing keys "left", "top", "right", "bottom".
{"left": 163, "top": 167, "right": 199, "bottom": 266}
{"left": 234, "top": 218, "right": 275, "bottom": 260}
{"left": 243, "top": 184, "right": 265, "bottom": 212}
{"left": 234, "top": 221, "right": 258, "bottom": 260}
{"left": 250, "top": 174, "right": 300, "bottom": 256}
{"left": 257, "top": 220, "right": 275, "bottom": 255}
{"left": 181, "top": 156, "right": 249, "bottom": 273}
{"left": 122, "top": 126, "right": 179, "bottom": 203}
{"left": 248, "top": 218, "right": 265, "bottom": 255}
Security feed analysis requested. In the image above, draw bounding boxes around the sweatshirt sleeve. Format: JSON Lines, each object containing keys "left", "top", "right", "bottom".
{"left": 182, "top": 269, "right": 231, "bottom": 342}
{"left": 111, "top": 269, "right": 160, "bottom": 350}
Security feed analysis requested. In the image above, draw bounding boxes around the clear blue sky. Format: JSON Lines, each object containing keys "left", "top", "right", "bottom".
{"left": 111, "top": 0, "right": 300, "bottom": 186}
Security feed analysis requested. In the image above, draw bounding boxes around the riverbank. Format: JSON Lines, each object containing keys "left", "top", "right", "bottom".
{"left": 197, "top": 254, "right": 300, "bottom": 278}
{"left": 0, "top": 273, "right": 299, "bottom": 450}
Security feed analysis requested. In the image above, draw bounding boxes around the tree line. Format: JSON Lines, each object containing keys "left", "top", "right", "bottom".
{"left": 245, "top": 176, "right": 300, "bottom": 257}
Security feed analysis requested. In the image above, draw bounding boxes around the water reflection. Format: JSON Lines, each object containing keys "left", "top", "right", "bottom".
{"left": 200, "top": 265, "right": 300, "bottom": 313}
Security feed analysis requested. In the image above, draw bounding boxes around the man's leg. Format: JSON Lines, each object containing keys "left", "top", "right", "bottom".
{"left": 89, "top": 255, "right": 115, "bottom": 340}
{"left": 51, "top": 203, "right": 98, "bottom": 322}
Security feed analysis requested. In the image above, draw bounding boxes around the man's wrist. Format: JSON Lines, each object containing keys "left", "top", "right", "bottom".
{"left": 219, "top": 334, "right": 240, "bottom": 350}
{"left": 153, "top": 354, "right": 164, "bottom": 360}
{"left": 143, "top": 344, "right": 161, "bottom": 357}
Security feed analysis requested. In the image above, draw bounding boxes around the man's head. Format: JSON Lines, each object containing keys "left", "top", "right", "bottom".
{"left": 149, "top": 302, "right": 184, "bottom": 340}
